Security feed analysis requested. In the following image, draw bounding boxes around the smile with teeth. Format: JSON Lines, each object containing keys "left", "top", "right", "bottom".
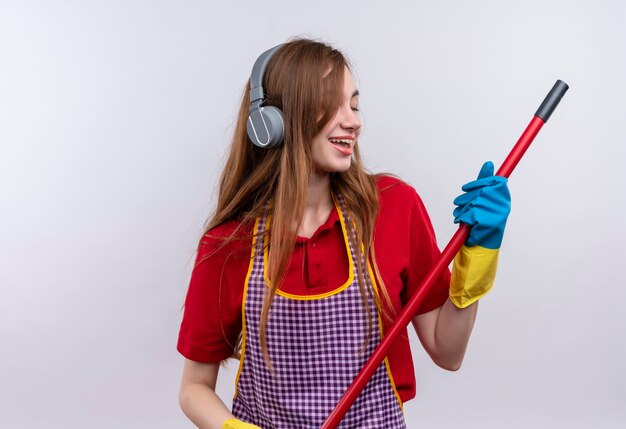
{"left": 328, "top": 138, "right": 353, "bottom": 148}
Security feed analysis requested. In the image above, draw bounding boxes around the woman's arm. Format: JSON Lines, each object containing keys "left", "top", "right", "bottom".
{"left": 411, "top": 161, "right": 510, "bottom": 370}
{"left": 411, "top": 299, "right": 478, "bottom": 371}
{"left": 179, "top": 359, "right": 235, "bottom": 429}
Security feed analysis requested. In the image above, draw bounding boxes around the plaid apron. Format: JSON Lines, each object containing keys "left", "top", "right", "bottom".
{"left": 232, "top": 196, "right": 406, "bottom": 429}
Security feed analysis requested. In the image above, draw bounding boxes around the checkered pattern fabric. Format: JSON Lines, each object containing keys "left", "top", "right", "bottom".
{"left": 232, "top": 196, "right": 406, "bottom": 429}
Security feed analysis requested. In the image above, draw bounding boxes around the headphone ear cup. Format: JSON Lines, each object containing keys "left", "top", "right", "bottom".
{"left": 247, "top": 106, "right": 285, "bottom": 148}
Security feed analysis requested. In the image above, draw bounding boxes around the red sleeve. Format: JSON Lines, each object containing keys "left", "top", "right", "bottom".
{"left": 404, "top": 187, "right": 451, "bottom": 314}
{"left": 177, "top": 222, "right": 252, "bottom": 362}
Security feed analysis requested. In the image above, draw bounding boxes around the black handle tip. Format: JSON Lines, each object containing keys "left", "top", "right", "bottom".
{"left": 535, "top": 79, "right": 569, "bottom": 123}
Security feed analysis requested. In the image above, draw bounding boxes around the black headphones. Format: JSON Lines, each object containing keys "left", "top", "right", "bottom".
{"left": 247, "top": 44, "right": 285, "bottom": 149}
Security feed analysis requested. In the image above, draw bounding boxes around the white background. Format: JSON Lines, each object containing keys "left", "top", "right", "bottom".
{"left": 1, "top": 1, "right": 625, "bottom": 428}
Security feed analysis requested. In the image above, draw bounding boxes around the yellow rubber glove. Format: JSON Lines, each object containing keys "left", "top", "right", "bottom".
{"left": 449, "top": 244, "right": 499, "bottom": 308}
{"left": 222, "top": 418, "right": 261, "bottom": 429}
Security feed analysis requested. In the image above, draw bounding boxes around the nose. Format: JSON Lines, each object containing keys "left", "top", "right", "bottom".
{"left": 339, "top": 105, "right": 361, "bottom": 132}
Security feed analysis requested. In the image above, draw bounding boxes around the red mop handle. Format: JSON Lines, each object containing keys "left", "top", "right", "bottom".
{"left": 321, "top": 80, "right": 569, "bottom": 429}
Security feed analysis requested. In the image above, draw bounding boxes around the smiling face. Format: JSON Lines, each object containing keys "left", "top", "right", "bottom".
{"left": 310, "top": 66, "right": 361, "bottom": 174}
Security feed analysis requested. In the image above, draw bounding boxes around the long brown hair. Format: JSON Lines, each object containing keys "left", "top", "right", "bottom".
{"left": 202, "top": 38, "right": 394, "bottom": 369}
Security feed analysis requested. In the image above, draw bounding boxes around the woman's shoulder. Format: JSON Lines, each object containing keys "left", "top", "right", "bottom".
{"left": 374, "top": 174, "right": 423, "bottom": 206}
{"left": 202, "top": 218, "right": 254, "bottom": 240}
{"left": 196, "top": 218, "right": 255, "bottom": 261}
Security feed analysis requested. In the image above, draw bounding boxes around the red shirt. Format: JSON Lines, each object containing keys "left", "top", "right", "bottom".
{"left": 178, "top": 175, "right": 451, "bottom": 403}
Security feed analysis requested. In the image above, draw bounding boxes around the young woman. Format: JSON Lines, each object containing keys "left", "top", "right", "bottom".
{"left": 177, "top": 38, "right": 510, "bottom": 429}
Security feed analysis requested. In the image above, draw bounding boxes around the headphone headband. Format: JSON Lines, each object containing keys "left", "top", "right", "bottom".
{"left": 249, "top": 44, "right": 283, "bottom": 107}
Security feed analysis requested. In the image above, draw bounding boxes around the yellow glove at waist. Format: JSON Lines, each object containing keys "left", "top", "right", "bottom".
{"left": 222, "top": 418, "right": 261, "bottom": 429}
{"left": 449, "top": 244, "right": 499, "bottom": 308}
